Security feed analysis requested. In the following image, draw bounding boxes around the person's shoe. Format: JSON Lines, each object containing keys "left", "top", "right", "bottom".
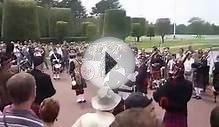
{"left": 76, "top": 99, "right": 82, "bottom": 103}
{"left": 192, "top": 95, "right": 197, "bottom": 99}
{"left": 196, "top": 96, "right": 202, "bottom": 100}
{"left": 57, "top": 75, "right": 60, "bottom": 80}
{"left": 82, "top": 99, "right": 86, "bottom": 103}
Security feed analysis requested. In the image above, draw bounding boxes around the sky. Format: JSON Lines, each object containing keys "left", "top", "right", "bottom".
{"left": 80, "top": 0, "right": 219, "bottom": 25}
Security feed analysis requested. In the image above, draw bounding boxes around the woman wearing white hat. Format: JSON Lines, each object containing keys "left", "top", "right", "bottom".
{"left": 72, "top": 86, "right": 121, "bottom": 127}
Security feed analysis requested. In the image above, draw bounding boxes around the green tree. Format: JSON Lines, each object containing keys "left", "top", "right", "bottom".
{"left": 36, "top": 0, "right": 56, "bottom": 7}
{"left": 131, "top": 23, "right": 142, "bottom": 42}
{"left": 91, "top": 0, "right": 121, "bottom": 16}
{"left": 176, "top": 24, "right": 187, "bottom": 34}
{"left": 56, "top": 0, "right": 87, "bottom": 19}
{"left": 212, "top": 24, "right": 219, "bottom": 35}
{"left": 131, "top": 18, "right": 146, "bottom": 42}
{"left": 147, "top": 26, "right": 155, "bottom": 40}
{"left": 125, "top": 16, "right": 131, "bottom": 37}
{"left": 188, "top": 17, "right": 205, "bottom": 38}
{"left": 103, "top": 9, "right": 127, "bottom": 40}
{"left": 156, "top": 18, "right": 170, "bottom": 43}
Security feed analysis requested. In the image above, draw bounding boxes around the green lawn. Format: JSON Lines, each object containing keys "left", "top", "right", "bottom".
{"left": 126, "top": 35, "right": 219, "bottom": 53}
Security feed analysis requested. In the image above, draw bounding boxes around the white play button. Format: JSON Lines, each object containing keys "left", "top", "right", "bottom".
{"left": 81, "top": 37, "right": 135, "bottom": 89}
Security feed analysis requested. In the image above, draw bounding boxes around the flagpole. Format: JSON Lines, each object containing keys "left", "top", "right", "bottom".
{"left": 173, "top": 0, "right": 176, "bottom": 39}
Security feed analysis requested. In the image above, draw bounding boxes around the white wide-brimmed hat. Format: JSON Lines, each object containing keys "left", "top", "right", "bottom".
{"left": 91, "top": 86, "right": 121, "bottom": 111}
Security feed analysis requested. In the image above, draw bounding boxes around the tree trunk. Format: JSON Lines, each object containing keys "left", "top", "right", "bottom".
{"left": 137, "top": 36, "right": 140, "bottom": 42}
{"left": 161, "top": 35, "right": 165, "bottom": 43}
{"left": 150, "top": 36, "right": 152, "bottom": 40}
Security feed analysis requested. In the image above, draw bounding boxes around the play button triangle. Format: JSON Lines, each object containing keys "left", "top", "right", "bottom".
{"left": 105, "top": 52, "right": 117, "bottom": 75}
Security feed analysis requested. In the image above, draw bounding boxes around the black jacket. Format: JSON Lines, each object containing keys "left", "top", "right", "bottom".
{"left": 30, "top": 69, "right": 56, "bottom": 104}
{"left": 213, "top": 62, "right": 219, "bottom": 90}
{"left": 153, "top": 77, "right": 193, "bottom": 115}
{"left": 50, "top": 53, "right": 62, "bottom": 64}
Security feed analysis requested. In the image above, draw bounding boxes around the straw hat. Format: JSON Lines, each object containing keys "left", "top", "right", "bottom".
{"left": 91, "top": 86, "right": 121, "bottom": 111}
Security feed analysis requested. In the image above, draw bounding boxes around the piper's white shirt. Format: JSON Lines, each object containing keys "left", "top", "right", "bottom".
{"left": 72, "top": 112, "right": 115, "bottom": 127}
{"left": 57, "top": 47, "right": 63, "bottom": 56}
{"left": 184, "top": 58, "right": 194, "bottom": 72}
{"left": 167, "top": 59, "right": 175, "bottom": 73}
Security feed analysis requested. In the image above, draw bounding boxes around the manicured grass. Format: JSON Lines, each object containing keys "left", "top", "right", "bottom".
{"left": 126, "top": 35, "right": 219, "bottom": 53}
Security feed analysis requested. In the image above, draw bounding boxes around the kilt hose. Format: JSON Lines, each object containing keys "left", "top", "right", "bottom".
{"left": 163, "top": 112, "right": 188, "bottom": 127}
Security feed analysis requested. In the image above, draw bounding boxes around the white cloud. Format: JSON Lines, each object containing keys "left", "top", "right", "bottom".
{"left": 81, "top": 0, "right": 219, "bottom": 25}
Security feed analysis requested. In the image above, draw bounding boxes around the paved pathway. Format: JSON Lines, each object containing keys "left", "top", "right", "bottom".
{"left": 49, "top": 72, "right": 218, "bottom": 127}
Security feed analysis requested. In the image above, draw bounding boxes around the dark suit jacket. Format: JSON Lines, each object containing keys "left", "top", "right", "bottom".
{"left": 153, "top": 77, "right": 193, "bottom": 115}
{"left": 30, "top": 69, "right": 56, "bottom": 105}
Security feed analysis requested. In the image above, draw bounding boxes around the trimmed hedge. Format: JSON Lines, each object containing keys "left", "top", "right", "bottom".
{"left": 86, "top": 23, "right": 97, "bottom": 41}
{"left": 39, "top": 36, "right": 87, "bottom": 43}
{"left": 82, "top": 22, "right": 97, "bottom": 41}
{"left": 125, "top": 16, "right": 131, "bottom": 36}
{"left": 98, "top": 14, "right": 104, "bottom": 36}
{"left": 37, "top": 6, "right": 49, "bottom": 37}
{"left": 49, "top": 7, "right": 73, "bottom": 37}
{"left": 2, "top": 0, "right": 40, "bottom": 40}
{"left": 0, "top": 3, "right": 2, "bottom": 38}
{"left": 103, "top": 9, "right": 127, "bottom": 40}
{"left": 55, "top": 21, "right": 68, "bottom": 40}
{"left": 82, "top": 22, "right": 90, "bottom": 36}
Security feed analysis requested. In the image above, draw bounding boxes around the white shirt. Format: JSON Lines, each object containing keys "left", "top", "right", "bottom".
{"left": 184, "top": 58, "right": 194, "bottom": 72}
{"left": 72, "top": 112, "right": 115, "bottom": 127}
{"left": 167, "top": 59, "right": 175, "bottom": 73}
{"left": 57, "top": 47, "right": 63, "bottom": 56}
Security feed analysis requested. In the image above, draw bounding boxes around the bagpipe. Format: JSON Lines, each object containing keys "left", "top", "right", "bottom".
{"left": 19, "top": 57, "right": 32, "bottom": 72}
{"left": 115, "top": 51, "right": 158, "bottom": 93}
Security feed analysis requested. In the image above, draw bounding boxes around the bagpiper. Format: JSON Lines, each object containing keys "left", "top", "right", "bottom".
{"left": 153, "top": 54, "right": 193, "bottom": 127}
{"left": 149, "top": 47, "right": 165, "bottom": 89}
{"left": 71, "top": 52, "right": 87, "bottom": 103}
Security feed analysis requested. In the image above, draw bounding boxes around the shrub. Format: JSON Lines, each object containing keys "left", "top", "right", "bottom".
{"left": 2, "top": 0, "right": 40, "bottom": 41}
{"left": 49, "top": 7, "right": 73, "bottom": 37}
{"left": 103, "top": 9, "right": 127, "bottom": 40}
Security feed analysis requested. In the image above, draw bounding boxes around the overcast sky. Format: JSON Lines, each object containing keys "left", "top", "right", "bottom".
{"left": 81, "top": 0, "right": 219, "bottom": 25}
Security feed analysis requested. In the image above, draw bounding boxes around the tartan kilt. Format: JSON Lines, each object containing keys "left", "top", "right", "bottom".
{"left": 151, "top": 70, "right": 161, "bottom": 80}
{"left": 193, "top": 71, "right": 204, "bottom": 89}
{"left": 163, "top": 112, "right": 188, "bottom": 127}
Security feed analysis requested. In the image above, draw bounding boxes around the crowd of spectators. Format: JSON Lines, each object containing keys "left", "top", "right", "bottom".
{"left": 0, "top": 71, "right": 218, "bottom": 127}
{"left": 0, "top": 41, "right": 219, "bottom": 127}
